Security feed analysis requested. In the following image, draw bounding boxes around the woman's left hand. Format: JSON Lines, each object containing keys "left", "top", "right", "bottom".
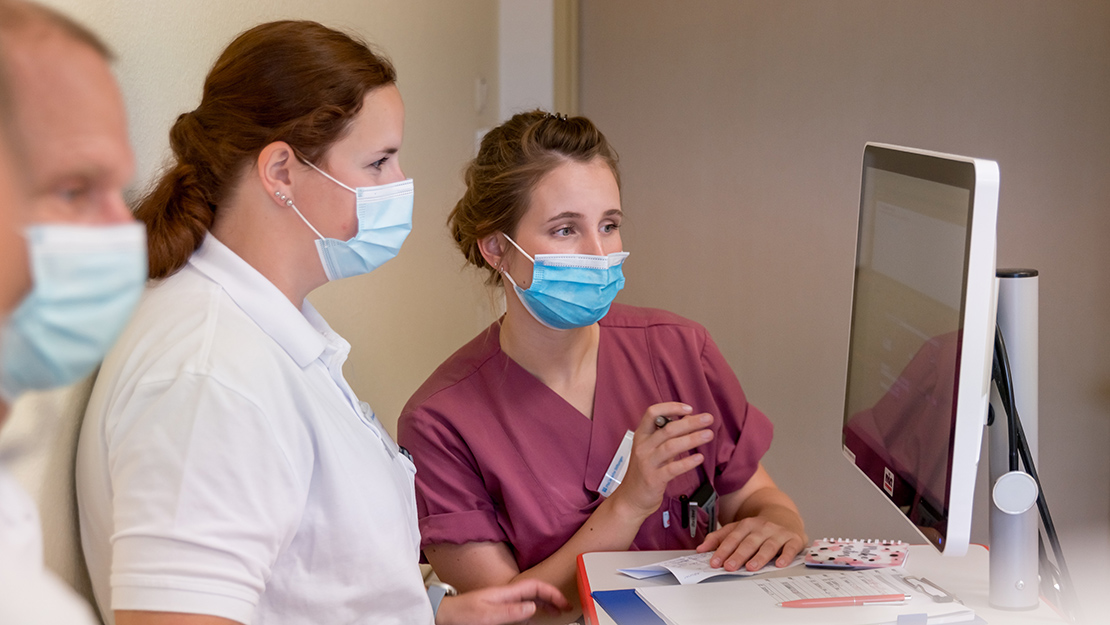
{"left": 435, "top": 579, "right": 570, "bottom": 625}
{"left": 695, "top": 515, "right": 806, "bottom": 572}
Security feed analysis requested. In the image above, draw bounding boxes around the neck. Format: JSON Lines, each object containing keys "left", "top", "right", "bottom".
{"left": 499, "top": 288, "right": 600, "bottom": 390}
{"left": 210, "top": 183, "right": 327, "bottom": 307}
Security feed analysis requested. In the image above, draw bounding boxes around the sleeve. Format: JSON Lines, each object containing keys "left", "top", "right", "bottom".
{"left": 397, "top": 402, "right": 507, "bottom": 550}
{"left": 106, "top": 372, "right": 309, "bottom": 623}
{"left": 698, "top": 330, "right": 775, "bottom": 496}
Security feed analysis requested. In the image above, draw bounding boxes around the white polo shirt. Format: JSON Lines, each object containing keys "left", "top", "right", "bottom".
{"left": 0, "top": 468, "right": 99, "bottom": 624}
{"left": 76, "top": 235, "right": 432, "bottom": 625}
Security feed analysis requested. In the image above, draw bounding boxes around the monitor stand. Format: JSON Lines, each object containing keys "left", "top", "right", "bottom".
{"left": 988, "top": 269, "right": 1040, "bottom": 610}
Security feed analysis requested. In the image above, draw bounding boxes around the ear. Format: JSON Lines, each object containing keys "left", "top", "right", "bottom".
{"left": 256, "top": 141, "right": 296, "bottom": 207}
{"left": 477, "top": 232, "right": 507, "bottom": 271}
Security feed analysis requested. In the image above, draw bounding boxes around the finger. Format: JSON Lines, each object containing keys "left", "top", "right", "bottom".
{"left": 535, "top": 599, "right": 565, "bottom": 616}
{"left": 652, "top": 413, "right": 715, "bottom": 447}
{"left": 498, "top": 579, "right": 570, "bottom": 611}
{"left": 637, "top": 402, "right": 693, "bottom": 435}
{"left": 526, "top": 581, "right": 570, "bottom": 611}
{"left": 711, "top": 528, "right": 752, "bottom": 569}
{"left": 745, "top": 537, "right": 787, "bottom": 571}
{"left": 715, "top": 523, "right": 768, "bottom": 571}
{"left": 492, "top": 581, "right": 563, "bottom": 608}
{"left": 776, "top": 535, "right": 806, "bottom": 567}
{"left": 479, "top": 600, "right": 536, "bottom": 625}
{"left": 653, "top": 426, "right": 714, "bottom": 463}
{"left": 658, "top": 452, "right": 704, "bottom": 483}
{"left": 696, "top": 525, "right": 730, "bottom": 553}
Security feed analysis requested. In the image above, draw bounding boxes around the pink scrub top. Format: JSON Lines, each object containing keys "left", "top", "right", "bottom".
{"left": 397, "top": 304, "right": 773, "bottom": 572}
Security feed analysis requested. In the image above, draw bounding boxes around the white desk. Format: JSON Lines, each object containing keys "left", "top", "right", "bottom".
{"left": 577, "top": 545, "right": 1066, "bottom": 625}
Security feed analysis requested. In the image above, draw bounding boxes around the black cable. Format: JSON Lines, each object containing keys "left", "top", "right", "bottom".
{"left": 1010, "top": 398, "right": 1081, "bottom": 623}
{"left": 992, "top": 329, "right": 1081, "bottom": 622}
{"left": 993, "top": 327, "right": 1020, "bottom": 473}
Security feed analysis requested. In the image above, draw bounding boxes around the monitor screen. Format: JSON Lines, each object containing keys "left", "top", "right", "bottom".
{"left": 842, "top": 143, "right": 998, "bottom": 555}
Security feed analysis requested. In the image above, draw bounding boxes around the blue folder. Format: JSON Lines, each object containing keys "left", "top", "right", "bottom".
{"left": 591, "top": 588, "right": 667, "bottom": 625}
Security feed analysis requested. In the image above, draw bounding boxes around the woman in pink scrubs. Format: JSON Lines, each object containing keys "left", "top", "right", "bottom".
{"left": 398, "top": 111, "right": 806, "bottom": 618}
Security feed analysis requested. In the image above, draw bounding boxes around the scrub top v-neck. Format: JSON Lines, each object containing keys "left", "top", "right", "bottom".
{"left": 399, "top": 304, "right": 773, "bottom": 572}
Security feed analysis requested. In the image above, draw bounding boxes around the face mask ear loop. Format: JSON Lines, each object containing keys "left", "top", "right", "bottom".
{"left": 286, "top": 198, "right": 326, "bottom": 240}
{"left": 500, "top": 266, "right": 521, "bottom": 289}
{"left": 501, "top": 233, "right": 535, "bottom": 263}
{"left": 300, "top": 158, "right": 356, "bottom": 193}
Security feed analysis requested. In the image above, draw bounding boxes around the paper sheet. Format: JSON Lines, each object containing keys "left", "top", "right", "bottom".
{"left": 618, "top": 551, "right": 804, "bottom": 584}
{"left": 751, "top": 567, "right": 910, "bottom": 602}
{"left": 635, "top": 568, "right": 976, "bottom": 625}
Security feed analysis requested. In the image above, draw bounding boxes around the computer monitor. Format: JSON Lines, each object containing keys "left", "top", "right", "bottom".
{"left": 841, "top": 143, "right": 999, "bottom": 556}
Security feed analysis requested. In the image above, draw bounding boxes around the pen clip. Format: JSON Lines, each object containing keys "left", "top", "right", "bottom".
{"left": 862, "top": 597, "right": 907, "bottom": 606}
{"left": 902, "top": 575, "right": 959, "bottom": 603}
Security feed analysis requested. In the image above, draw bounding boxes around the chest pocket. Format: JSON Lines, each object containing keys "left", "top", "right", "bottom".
{"left": 663, "top": 469, "right": 714, "bottom": 545}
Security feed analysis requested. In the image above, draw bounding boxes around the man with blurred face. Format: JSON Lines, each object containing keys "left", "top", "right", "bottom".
{"left": 0, "top": 1, "right": 146, "bottom": 422}
{"left": 0, "top": 2, "right": 146, "bottom": 622}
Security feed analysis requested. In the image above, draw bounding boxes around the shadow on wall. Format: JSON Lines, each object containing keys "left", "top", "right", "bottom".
{"left": 1, "top": 376, "right": 98, "bottom": 610}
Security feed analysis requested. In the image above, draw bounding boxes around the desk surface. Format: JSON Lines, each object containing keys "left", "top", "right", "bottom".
{"left": 577, "top": 545, "right": 1066, "bottom": 625}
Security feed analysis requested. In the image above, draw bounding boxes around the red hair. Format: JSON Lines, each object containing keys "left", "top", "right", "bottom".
{"left": 135, "top": 20, "right": 396, "bottom": 279}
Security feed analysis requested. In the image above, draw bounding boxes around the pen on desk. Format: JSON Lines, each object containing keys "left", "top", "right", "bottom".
{"left": 778, "top": 594, "right": 908, "bottom": 608}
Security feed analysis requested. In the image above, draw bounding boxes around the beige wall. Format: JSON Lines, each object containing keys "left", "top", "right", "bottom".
{"left": 34, "top": 0, "right": 504, "bottom": 434}
{"left": 581, "top": 0, "right": 1110, "bottom": 609}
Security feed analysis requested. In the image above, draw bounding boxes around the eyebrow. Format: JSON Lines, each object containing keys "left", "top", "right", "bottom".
{"left": 544, "top": 208, "right": 623, "bottom": 223}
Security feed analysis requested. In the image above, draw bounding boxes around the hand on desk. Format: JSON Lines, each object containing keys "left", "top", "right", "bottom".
{"left": 694, "top": 465, "right": 807, "bottom": 572}
{"left": 696, "top": 516, "right": 806, "bottom": 572}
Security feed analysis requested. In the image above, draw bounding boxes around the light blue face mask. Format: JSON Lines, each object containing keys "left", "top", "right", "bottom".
{"left": 501, "top": 233, "right": 629, "bottom": 330}
{"left": 0, "top": 223, "right": 148, "bottom": 402}
{"left": 292, "top": 160, "right": 414, "bottom": 281}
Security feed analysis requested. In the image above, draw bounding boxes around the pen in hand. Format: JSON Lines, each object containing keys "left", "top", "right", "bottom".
{"left": 779, "top": 594, "right": 908, "bottom": 608}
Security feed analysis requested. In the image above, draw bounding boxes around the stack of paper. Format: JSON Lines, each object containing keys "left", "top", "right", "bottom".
{"left": 634, "top": 568, "right": 976, "bottom": 625}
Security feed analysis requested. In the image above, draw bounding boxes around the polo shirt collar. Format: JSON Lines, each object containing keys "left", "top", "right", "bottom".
{"left": 188, "top": 234, "right": 327, "bottom": 368}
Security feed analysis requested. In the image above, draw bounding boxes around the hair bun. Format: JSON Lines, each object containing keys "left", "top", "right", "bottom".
{"left": 448, "top": 109, "right": 620, "bottom": 285}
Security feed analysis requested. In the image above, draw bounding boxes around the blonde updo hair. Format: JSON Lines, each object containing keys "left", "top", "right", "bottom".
{"left": 448, "top": 110, "right": 620, "bottom": 284}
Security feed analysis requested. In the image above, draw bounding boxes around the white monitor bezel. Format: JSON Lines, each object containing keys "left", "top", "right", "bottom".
{"left": 842, "top": 142, "right": 999, "bottom": 556}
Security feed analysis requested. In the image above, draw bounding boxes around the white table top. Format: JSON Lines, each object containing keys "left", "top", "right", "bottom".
{"left": 577, "top": 545, "right": 1067, "bottom": 625}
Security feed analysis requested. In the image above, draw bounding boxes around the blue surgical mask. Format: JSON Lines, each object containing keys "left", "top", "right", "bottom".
{"left": 501, "top": 234, "right": 629, "bottom": 330}
{"left": 0, "top": 223, "right": 147, "bottom": 402}
{"left": 293, "top": 160, "right": 414, "bottom": 281}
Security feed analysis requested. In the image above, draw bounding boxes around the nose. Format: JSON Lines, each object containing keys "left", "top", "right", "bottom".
{"left": 581, "top": 230, "right": 606, "bottom": 256}
{"left": 391, "top": 157, "right": 406, "bottom": 184}
{"left": 102, "top": 190, "right": 136, "bottom": 225}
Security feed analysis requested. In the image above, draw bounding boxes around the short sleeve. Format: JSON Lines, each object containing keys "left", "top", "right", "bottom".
{"left": 106, "top": 372, "right": 309, "bottom": 623}
{"left": 398, "top": 404, "right": 506, "bottom": 550}
{"left": 698, "top": 332, "right": 774, "bottom": 496}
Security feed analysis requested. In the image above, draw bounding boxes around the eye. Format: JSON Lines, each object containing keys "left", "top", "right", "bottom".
{"left": 601, "top": 222, "right": 621, "bottom": 233}
{"left": 57, "top": 181, "right": 94, "bottom": 204}
{"left": 553, "top": 225, "right": 574, "bottom": 237}
{"left": 369, "top": 156, "right": 390, "bottom": 170}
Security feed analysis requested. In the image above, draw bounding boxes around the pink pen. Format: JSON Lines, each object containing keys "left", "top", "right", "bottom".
{"left": 779, "top": 594, "right": 908, "bottom": 608}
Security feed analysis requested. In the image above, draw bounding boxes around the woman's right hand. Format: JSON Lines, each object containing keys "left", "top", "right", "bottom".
{"left": 610, "top": 402, "right": 715, "bottom": 520}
